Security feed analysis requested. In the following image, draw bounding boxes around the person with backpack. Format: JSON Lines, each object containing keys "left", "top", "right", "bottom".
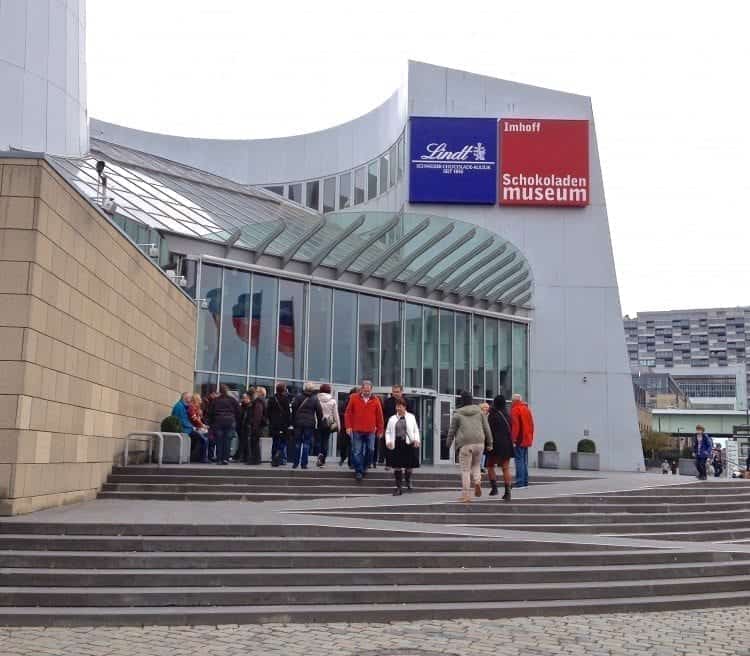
{"left": 206, "top": 384, "right": 240, "bottom": 466}
{"left": 316, "top": 384, "right": 339, "bottom": 467}
{"left": 693, "top": 425, "right": 713, "bottom": 481}
{"left": 291, "top": 382, "right": 324, "bottom": 469}
{"left": 268, "top": 383, "right": 292, "bottom": 467}
{"left": 486, "top": 395, "right": 514, "bottom": 500}
{"left": 247, "top": 387, "right": 267, "bottom": 465}
{"left": 445, "top": 392, "right": 493, "bottom": 503}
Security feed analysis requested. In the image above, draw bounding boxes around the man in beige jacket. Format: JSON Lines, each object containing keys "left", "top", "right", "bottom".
{"left": 446, "top": 391, "right": 493, "bottom": 502}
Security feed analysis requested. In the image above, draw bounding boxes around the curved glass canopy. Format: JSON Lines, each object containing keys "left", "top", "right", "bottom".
{"left": 49, "top": 139, "right": 533, "bottom": 309}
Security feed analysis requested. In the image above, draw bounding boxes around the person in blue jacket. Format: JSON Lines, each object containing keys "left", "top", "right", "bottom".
{"left": 172, "top": 392, "right": 208, "bottom": 463}
{"left": 692, "top": 424, "right": 713, "bottom": 481}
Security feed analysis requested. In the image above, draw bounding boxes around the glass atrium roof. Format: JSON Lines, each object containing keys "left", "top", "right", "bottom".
{"left": 48, "top": 140, "right": 532, "bottom": 309}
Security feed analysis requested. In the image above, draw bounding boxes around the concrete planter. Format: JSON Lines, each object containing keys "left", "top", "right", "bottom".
{"left": 678, "top": 458, "right": 698, "bottom": 476}
{"left": 538, "top": 451, "right": 560, "bottom": 469}
{"left": 571, "top": 452, "right": 600, "bottom": 471}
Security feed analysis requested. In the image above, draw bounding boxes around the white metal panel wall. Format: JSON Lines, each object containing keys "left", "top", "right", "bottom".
{"left": 0, "top": 0, "right": 87, "bottom": 156}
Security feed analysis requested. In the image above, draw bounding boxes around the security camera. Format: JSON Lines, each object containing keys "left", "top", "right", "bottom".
{"left": 102, "top": 198, "right": 118, "bottom": 215}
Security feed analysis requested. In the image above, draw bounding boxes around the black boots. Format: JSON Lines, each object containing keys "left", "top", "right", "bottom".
{"left": 502, "top": 484, "right": 511, "bottom": 502}
{"left": 489, "top": 480, "right": 499, "bottom": 496}
{"left": 404, "top": 469, "right": 413, "bottom": 491}
{"left": 393, "top": 469, "right": 403, "bottom": 496}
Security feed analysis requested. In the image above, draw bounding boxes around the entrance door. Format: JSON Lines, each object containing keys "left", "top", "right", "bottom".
{"left": 438, "top": 395, "right": 455, "bottom": 463}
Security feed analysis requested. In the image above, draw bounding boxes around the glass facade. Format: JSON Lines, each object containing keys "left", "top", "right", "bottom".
{"left": 194, "top": 262, "right": 530, "bottom": 402}
{"left": 322, "top": 177, "right": 335, "bottom": 213}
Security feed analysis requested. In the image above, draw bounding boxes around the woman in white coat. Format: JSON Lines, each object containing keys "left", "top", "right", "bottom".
{"left": 385, "top": 400, "right": 420, "bottom": 495}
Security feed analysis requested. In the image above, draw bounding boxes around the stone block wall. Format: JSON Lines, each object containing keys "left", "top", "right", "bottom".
{"left": 0, "top": 158, "right": 196, "bottom": 515}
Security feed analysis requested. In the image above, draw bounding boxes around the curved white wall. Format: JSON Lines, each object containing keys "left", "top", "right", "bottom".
{"left": 0, "top": 0, "right": 88, "bottom": 156}
{"left": 91, "top": 80, "right": 408, "bottom": 186}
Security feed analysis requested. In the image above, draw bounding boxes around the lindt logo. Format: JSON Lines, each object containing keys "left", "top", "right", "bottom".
{"left": 419, "top": 142, "right": 487, "bottom": 162}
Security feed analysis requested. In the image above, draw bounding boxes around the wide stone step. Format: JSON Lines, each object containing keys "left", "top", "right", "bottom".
{"left": 4, "top": 590, "right": 750, "bottom": 626}
{"left": 303, "top": 509, "right": 750, "bottom": 525}
{"left": 0, "top": 523, "right": 420, "bottom": 537}
{"left": 5, "top": 560, "right": 750, "bottom": 587}
{"left": 110, "top": 466, "right": 461, "bottom": 480}
{"left": 100, "top": 483, "right": 454, "bottom": 494}
{"left": 96, "top": 491, "right": 375, "bottom": 501}
{"left": 4, "top": 575, "right": 750, "bottom": 607}
{"left": 0, "top": 535, "right": 617, "bottom": 553}
{"left": 1, "top": 549, "right": 721, "bottom": 570}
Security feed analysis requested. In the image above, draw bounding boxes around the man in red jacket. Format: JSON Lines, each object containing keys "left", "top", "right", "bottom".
{"left": 344, "top": 380, "right": 384, "bottom": 481}
{"left": 510, "top": 393, "right": 535, "bottom": 488}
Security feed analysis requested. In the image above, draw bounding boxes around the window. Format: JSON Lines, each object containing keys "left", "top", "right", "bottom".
{"left": 389, "top": 145, "right": 397, "bottom": 189}
{"left": 498, "top": 320, "right": 512, "bottom": 398}
{"left": 306, "top": 180, "right": 320, "bottom": 211}
{"left": 423, "top": 306, "right": 438, "bottom": 389}
{"left": 288, "top": 183, "right": 302, "bottom": 204}
{"left": 339, "top": 172, "right": 351, "bottom": 209}
{"left": 307, "top": 285, "right": 332, "bottom": 382}
{"left": 472, "top": 316, "right": 484, "bottom": 398}
{"left": 219, "top": 268, "right": 251, "bottom": 374}
{"left": 197, "top": 264, "right": 222, "bottom": 371}
{"left": 484, "top": 318, "right": 498, "bottom": 398}
{"left": 194, "top": 372, "right": 217, "bottom": 397}
{"left": 381, "top": 299, "right": 401, "bottom": 386}
{"left": 249, "top": 274, "right": 277, "bottom": 377}
{"left": 322, "top": 177, "right": 335, "bottom": 213}
{"left": 264, "top": 185, "right": 284, "bottom": 196}
{"left": 397, "top": 136, "right": 405, "bottom": 180}
{"left": 367, "top": 161, "right": 378, "bottom": 200}
{"left": 404, "top": 303, "right": 423, "bottom": 387}
{"left": 512, "top": 323, "right": 528, "bottom": 399}
{"left": 354, "top": 167, "right": 365, "bottom": 205}
{"left": 455, "top": 313, "right": 470, "bottom": 395}
{"left": 379, "top": 155, "right": 389, "bottom": 194}
{"left": 332, "top": 290, "right": 357, "bottom": 385}
{"left": 358, "top": 295, "right": 381, "bottom": 383}
{"left": 277, "top": 279, "right": 306, "bottom": 381}
{"left": 439, "top": 310, "right": 454, "bottom": 395}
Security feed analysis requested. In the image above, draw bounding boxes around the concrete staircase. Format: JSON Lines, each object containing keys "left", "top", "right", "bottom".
{"left": 2, "top": 521, "right": 750, "bottom": 626}
{"left": 312, "top": 481, "right": 750, "bottom": 542}
{"left": 98, "top": 465, "right": 577, "bottom": 501}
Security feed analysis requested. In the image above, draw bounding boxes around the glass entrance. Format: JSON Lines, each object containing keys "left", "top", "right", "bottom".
{"left": 438, "top": 395, "right": 455, "bottom": 463}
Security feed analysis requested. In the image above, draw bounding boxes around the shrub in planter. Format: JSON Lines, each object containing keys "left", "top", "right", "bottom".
{"left": 161, "top": 415, "right": 183, "bottom": 433}
{"left": 538, "top": 441, "right": 559, "bottom": 469}
{"left": 571, "top": 439, "right": 600, "bottom": 470}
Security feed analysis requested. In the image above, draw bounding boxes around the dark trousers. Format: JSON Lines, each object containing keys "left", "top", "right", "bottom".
{"left": 248, "top": 431, "right": 261, "bottom": 464}
{"left": 338, "top": 432, "right": 351, "bottom": 465}
{"left": 271, "top": 429, "right": 288, "bottom": 465}
{"left": 189, "top": 431, "right": 208, "bottom": 463}
{"left": 236, "top": 431, "right": 249, "bottom": 462}
{"left": 213, "top": 425, "right": 234, "bottom": 463}
{"left": 294, "top": 426, "right": 314, "bottom": 468}
{"left": 315, "top": 428, "right": 331, "bottom": 460}
{"left": 695, "top": 457, "right": 708, "bottom": 479}
{"left": 514, "top": 446, "right": 529, "bottom": 487}
{"left": 376, "top": 435, "right": 385, "bottom": 464}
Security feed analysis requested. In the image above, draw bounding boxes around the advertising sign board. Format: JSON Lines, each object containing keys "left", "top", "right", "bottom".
{"left": 499, "top": 119, "right": 589, "bottom": 207}
{"left": 409, "top": 117, "right": 497, "bottom": 204}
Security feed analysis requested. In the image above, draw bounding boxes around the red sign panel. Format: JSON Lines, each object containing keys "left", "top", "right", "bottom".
{"left": 499, "top": 119, "right": 589, "bottom": 207}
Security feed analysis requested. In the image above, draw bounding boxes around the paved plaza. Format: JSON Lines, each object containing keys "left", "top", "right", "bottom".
{"left": 2, "top": 607, "right": 749, "bottom": 656}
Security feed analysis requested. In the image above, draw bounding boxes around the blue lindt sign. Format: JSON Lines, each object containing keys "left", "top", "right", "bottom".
{"left": 409, "top": 117, "right": 497, "bottom": 204}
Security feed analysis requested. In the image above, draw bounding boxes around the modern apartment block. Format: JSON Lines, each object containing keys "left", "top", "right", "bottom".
{"left": 624, "top": 308, "right": 750, "bottom": 409}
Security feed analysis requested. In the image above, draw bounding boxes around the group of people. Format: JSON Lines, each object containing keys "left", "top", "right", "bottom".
{"left": 171, "top": 380, "right": 535, "bottom": 500}
{"left": 660, "top": 425, "right": 725, "bottom": 479}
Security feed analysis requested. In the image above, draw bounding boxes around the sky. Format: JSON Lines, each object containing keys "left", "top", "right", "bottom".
{"left": 86, "top": 0, "right": 750, "bottom": 317}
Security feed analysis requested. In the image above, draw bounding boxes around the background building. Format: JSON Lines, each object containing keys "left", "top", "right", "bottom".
{"left": 624, "top": 308, "right": 750, "bottom": 410}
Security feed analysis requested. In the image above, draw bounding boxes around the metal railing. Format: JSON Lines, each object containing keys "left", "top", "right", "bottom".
{"left": 122, "top": 432, "right": 188, "bottom": 467}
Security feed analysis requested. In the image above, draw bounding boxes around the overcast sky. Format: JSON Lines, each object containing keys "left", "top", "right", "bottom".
{"left": 87, "top": 0, "right": 750, "bottom": 317}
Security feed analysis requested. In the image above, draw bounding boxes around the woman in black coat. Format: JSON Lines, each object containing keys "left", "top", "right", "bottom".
{"left": 486, "top": 394, "right": 514, "bottom": 501}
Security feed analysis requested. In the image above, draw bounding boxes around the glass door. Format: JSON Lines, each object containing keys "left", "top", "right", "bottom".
{"left": 438, "top": 395, "right": 455, "bottom": 463}
{"left": 419, "top": 397, "right": 435, "bottom": 465}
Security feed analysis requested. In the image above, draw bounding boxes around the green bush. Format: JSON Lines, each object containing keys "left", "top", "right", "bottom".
{"left": 161, "top": 415, "right": 183, "bottom": 433}
{"left": 543, "top": 441, "right": 557, "bottom": 452}
{"left": 577, "top": 439, "right": 596, "bottom": 454}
